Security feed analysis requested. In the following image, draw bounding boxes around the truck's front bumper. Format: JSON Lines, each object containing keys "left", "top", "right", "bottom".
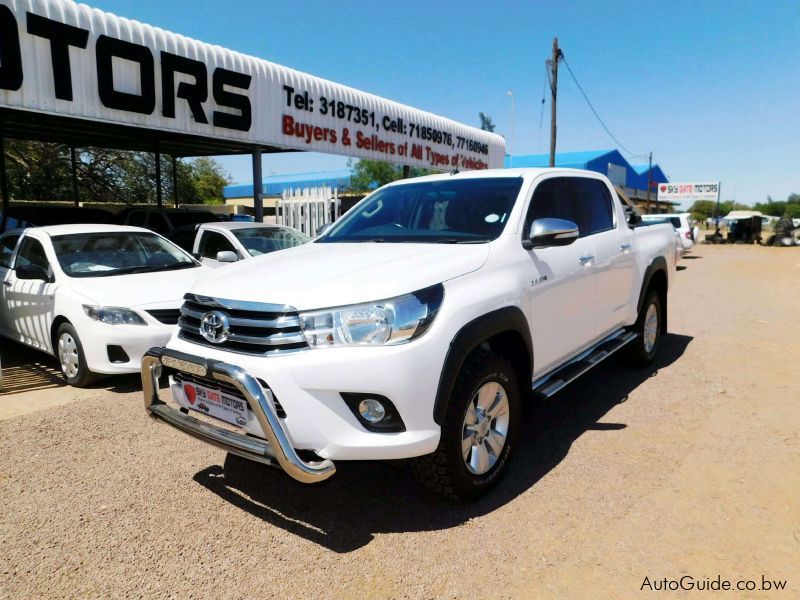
{"left": 141, "top": 347, "right": 336, "bottom": 484}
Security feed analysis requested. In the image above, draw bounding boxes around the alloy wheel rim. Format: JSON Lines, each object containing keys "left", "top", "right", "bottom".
{"left": 58, "top": 333, "right": 80, "bottom": 379}
{"left": 461, "top": 381, "right": 510, "bottom": 475}
{"left": 643, "top": 303, "right": 659, "bottom": 354}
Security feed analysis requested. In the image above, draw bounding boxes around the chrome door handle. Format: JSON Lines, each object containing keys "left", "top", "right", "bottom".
{"left": 620, "top": 243, "right": 632, "bottom": 253}
{"left": 579, "top": 255, "right": 594, "bottom": 266}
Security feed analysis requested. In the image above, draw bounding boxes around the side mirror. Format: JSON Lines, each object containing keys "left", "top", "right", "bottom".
{"left": 315, "top": 222, "right": 333, "bottom": 237}
{"left": 524, "top": 218, "right": 579, "bottom": 249}
{"left": 216, "top": 251, "right": 239, "bottom": 263}
{"left": 15, "top": 264, "right": 50, "bottom": 281}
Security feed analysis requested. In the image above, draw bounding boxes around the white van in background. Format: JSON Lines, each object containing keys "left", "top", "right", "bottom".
{"left": 641, "top": 212, "right": 694, "bottom": 253}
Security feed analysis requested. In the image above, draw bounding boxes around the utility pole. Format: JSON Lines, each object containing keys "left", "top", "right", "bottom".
{"left": 548, "top": 37, "right": 563, "bottom": 167}
{"left": 645, "top": 151, "right": 653, "bottom": 212}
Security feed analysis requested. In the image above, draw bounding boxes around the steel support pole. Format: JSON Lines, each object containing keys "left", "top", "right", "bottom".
{"left": 70, "top": 146, "right": 80, "bottom": 207}
{"left": 172, "top": 156, "right": 178, "bottom": 208}
{"left": 252, "top": 149, "right": 263, "bottom": 222}
{"left": 155, "top": 144, "right": 162, "bottom": 208}
{"left": 402, "top": 165, "right": 410, "bottom": 178}
{"left": 0, "top": 133, "right": 8, "bottom": 232}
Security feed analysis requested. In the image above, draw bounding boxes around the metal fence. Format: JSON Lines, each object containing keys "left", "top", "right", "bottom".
{"left": 276, "top": 186, "right": 341, "bottom": 236}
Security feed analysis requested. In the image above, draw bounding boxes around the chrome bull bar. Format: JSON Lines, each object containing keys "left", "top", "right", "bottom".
{"left": 141, "top": 347, "right": 335, "bottom": 484}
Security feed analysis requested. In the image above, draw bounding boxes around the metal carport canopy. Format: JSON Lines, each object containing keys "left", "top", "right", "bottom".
{"left": 0, "top": 0, "right": 505, "bottom": 219}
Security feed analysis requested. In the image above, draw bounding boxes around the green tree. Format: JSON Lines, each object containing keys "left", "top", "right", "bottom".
{"left": 182, "top": 157, "right": 231, "bottom": 204}
{"left": 479, "top": 112, "right": 496, "bottom": 132}
{"left": 3, "top": 139, "right": 230, "bottom": 205}
{"left": 348, "top": 158, "right": 434, "bottom": 192}
{"left": 688, "top": 199, "right": 751, "bottom": 222}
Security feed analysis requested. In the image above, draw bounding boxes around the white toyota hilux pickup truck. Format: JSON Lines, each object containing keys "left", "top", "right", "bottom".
{"left": 142, "top": 168, "right": 675, "bottom": 500}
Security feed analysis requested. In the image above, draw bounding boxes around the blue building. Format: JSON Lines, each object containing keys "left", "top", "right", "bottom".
{"left": 224, "top": 150, "right": 675, "bottom": 213}
{"left": 224, "top": 168, "right": 353, "bottom": 200}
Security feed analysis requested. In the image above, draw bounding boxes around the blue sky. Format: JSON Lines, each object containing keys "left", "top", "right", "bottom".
{"left": 88, "top": 0, "right": 799, "bottom": 205}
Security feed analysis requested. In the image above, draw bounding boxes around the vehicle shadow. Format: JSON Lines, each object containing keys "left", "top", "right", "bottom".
{"left": 193, "top": 333, "right": 693, "bottom": 553}
{"left": 0, "top": 338, "right": 151, "bottom": 395}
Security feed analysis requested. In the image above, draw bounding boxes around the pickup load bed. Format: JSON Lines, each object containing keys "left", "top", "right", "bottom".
{"left": 142, "top": 168, "right": 675, "bottom": 500}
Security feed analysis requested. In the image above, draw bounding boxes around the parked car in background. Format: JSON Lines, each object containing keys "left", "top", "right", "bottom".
{"left": 120, "top": 207, "right": 220, "bottom": 237}
{"left": 184, "top": 221, "right": 311, "bottom": 267}
{"left": 0, "top": 224, "right": 210, "bottom": 386}
{"left": 0, "top": 205, "right": 116, "bottom": 233}
{"left": 641, "top": 212, "right": 694, "bottom": 253}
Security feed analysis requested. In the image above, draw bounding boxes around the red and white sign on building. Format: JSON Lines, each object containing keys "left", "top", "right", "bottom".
{"left": 657, "top": 182, "right": 720, "bottom": 204}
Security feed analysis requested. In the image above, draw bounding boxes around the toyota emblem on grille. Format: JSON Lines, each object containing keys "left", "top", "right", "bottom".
{"left": 200, "top": 311, "right": 230, "bottom": 344}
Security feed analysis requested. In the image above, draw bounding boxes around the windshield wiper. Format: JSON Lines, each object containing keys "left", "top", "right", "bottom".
{"left": 90, "top": 262, "right": 196, "bottom": 276}
{"left": 434, "top": 238, "right": 490, "bottom": 244}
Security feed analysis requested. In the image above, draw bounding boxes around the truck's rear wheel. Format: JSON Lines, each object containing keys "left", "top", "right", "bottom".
{"left": 625, "top": 289, "right": 662, "bottom": 366}
{"left": 413, "top": 349, "right": 520, "bottom": 501}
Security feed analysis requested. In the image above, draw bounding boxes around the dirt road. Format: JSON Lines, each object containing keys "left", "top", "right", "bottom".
{"left": 1, "top": 244, "right": 798, "bottom": 599}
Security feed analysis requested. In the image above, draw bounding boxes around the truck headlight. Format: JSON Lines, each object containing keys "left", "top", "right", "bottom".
{"left": 82, "top": 305, "right": 147, "bottom": 326}
{"left": 299, "top": 284, "right": 443, "bottom": 348}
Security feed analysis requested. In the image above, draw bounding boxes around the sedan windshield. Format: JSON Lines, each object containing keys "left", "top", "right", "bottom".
{"left": 232, "top": 227, "right": 311, "bottom": 256}
{"left": 319, "top": 177, "right": 523, "bottom": 243}
{"left": 51, "top": 232, "right": 197, "bottom": 278}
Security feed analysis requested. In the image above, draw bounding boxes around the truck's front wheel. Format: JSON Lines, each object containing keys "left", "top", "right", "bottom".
{"left": 413, "top": 349, "right": 520, "bottom": 501}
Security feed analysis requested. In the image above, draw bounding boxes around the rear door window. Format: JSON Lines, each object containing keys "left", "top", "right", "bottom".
{"left": 569, "top": 178, "right": 614, "bottom": 237}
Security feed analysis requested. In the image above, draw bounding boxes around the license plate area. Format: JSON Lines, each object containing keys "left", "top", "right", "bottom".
{"left": 176, "top": 377, "right": 249, "bottom": 428}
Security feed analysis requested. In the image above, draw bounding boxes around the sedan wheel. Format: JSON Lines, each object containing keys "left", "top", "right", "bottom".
{"left": 58, "top": 332, "right": 80, "bottom": 379}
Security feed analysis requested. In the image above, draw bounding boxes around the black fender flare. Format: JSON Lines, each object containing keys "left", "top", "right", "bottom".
{"left": 433, "top": 306, "right": 532, "bottom": 425}
{"left": 636, "top": 256, "right": 668, "bottom": 331}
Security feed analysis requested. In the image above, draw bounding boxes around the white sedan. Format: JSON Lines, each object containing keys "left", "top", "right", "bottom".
{"left": 0, "top": 224, "right": 211, "bottom": 386}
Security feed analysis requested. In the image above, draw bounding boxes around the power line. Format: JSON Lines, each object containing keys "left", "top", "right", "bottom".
{"left": 561, "top": 56, "right": 648, "bottom": 160}
{"left": 538, "top": 63, "right": 547, "bottom": 152}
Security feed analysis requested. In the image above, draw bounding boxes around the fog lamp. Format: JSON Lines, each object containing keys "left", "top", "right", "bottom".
{"left": 358, "top": 398, "right": 386, "bottom": 423}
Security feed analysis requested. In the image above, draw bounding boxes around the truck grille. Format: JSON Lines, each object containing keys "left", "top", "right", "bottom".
{"left": 177, "top": 294, "right": 307, "bottom": 355}
{"left": 172, "top": 371, "right": 287, "bottom": 418}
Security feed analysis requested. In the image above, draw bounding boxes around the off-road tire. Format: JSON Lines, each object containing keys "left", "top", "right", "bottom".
{"left": 625, "top": 289, "right": 662, "bottom": 366}
{"left": 412, "top": 349, "right": 520, "bottom": 501}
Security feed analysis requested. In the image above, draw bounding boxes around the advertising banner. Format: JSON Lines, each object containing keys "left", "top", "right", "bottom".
{"left": 657, "top": 182, "right": 720, "bottom": 203}
{"left": 0, "top": 0, "right": 505, "bottom": 170}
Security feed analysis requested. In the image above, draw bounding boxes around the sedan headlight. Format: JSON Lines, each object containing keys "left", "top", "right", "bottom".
{"left": 299, "top": 284, "right": 443, "bottom": 348}
{"left": 82, "top": 305, "right": 147, "bottom": 326}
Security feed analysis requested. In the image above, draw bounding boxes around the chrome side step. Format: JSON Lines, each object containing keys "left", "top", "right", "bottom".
{"left": 532, "top": 329, "right": 638, "bottom": 398}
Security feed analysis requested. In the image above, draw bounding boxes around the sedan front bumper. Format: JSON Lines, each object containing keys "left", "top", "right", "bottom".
{"left": 141, "top": 347, "right": 336, "bottom": 484}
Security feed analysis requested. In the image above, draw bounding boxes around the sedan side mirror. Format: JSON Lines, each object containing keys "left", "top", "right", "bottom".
{"left": 524, "top": 218, "right": 579, "bottom": 249}
{"left": 15, "top": 264, "right": 50, "bottom": 281}
{"left": 216, "top": 251, "right": 239, "bottom": 263}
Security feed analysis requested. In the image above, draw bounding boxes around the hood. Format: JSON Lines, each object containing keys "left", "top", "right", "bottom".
{"left": 189, "top": 242, "right": 490, "bottom": 309}
{"left": 67, "top": 265, "right": 211, "bottom": 309}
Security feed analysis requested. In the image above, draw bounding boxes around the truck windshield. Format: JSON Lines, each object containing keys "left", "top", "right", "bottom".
{"left": 319, "top": 177, "right": 523, "bottom": 243}
{"left": 51, "top": 232, "right": 197, "bottom": 277}
{"left": 232, "top": 227, "right": 311, "bottom": 256}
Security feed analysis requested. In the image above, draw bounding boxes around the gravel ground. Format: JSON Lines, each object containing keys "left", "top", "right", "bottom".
{"left": 1, "top": 244, "right": 798, "bottom": 599}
